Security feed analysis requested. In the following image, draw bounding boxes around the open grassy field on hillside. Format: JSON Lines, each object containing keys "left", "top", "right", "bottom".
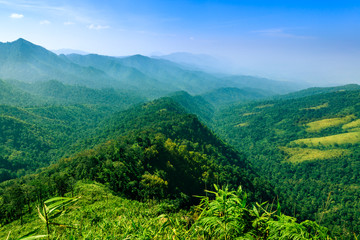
{"left": 305, "top": 115, "right": 355, "bottom": 133}
{"left": 301, "top": 102, "right": 329, "bottom": 110}
{"left": 280, "top": 147, "right": 351, "bottom": 163}
{"left": 291, "top": 131, "right": 360, "bottom": 147}
{"left": 235, "top": 122, "right": 249, "bottom": 127}
{"left": 343, "top": 119, "right": 360, "bottom": 131}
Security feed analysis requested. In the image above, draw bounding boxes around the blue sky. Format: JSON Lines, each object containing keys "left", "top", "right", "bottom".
{"left": 1, "top": 0, "right": 359, "bottom": 85}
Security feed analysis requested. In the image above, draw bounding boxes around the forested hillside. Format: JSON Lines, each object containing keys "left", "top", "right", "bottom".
{"left": 0, "top": 79, "right": 43, "bottom": 106}
{"left": 201, "top": 87, "right": 270, "bottom": 108}
{"left": 0, "top": 77, "right": 146, "bottom": 182}
{"left": 275, "top": 84, "right": 360, "bottom": 100}
{"left": 9, "top": 79, "right": 145, "bottom": 107}
{"left": 0, "top": 103, "right": 117, "bottom": 182}
{"left": 213, "top": 89, "right": 360, "bottom": 238}
{"left": 0, "top": 97, "right": 335, "bottom": 240}
{"left": 0, "top": 38, "right": 357, "bottom": 239}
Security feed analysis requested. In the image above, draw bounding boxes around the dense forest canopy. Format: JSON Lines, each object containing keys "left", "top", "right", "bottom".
{"left": 212, "top": 89, "right": 360, "bottom": 237}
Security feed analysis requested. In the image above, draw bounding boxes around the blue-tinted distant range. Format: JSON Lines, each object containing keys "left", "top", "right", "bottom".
{"left": 0, "top": 0, "right": 359, "bottom": 86}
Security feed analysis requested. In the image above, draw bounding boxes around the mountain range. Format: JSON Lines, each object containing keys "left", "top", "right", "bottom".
{"left": 0, "top": 38, "right": 305, "bottom": 98}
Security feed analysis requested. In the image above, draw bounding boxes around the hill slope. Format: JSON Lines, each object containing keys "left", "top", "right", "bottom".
{"left": 0, "top": 98, "right": 274, "bottom": 230}
{"left": 9, "top": 79, "right": 145, "bottom": 108}
{"left": 0, "top": 79, "right": 43, "bottom": 106}
{"left": 0, "top": 39, "right": 120, "bottom": 89}
{"left": 66, "top": 53, "right": 231, "bottom": 95}
{"left": 201, "top": 87, "right": 270, "bottom": 108}
{"left": 57, "top": 98, "right": 272, "bottom": 203}
{"left": 63, "top": 54, "right": 171, "bottom": 97}
{"left": 213, "top": 89, "right": 360, "bottom": 237}
{"left": 0, "top": 103, "right": 117, "bottom": 182}
{"left": 276, "top": 84, "right": 360, "bottom": 100}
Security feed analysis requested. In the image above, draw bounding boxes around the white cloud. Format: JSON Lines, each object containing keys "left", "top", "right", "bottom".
{"left": 88, "top": 24, "right": 110, "bottom": 30}
{"left": 2, "top": 1, "right": 92, "bottom": 25}
{"left": 10, "top": 13, "right": 24, "bottom": 19}
{"left": 40, "top": 20, "right": 51, "bottom": 25}
{"left": 64, "top": 21, "right": 74, "bottom": 25}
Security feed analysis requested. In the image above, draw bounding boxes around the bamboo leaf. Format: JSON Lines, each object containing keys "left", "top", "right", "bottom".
{"left": 19, "top": 235, "right": 48, "bottom": 240}
{"left": 46, "top": 197, "right": 78, "bottom": 214}
{"left": 44, "top": 197, "right": 74, "bottom": 204}
{"left": 5, "top": 231, "right": 11, "bottom": 240}
{"left": 37, "top": 206, "right": 46, "bottom": 223}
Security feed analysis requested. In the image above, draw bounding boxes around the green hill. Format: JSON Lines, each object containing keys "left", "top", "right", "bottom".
{"left": 0, "top": 79, "right": 43, "bottom": 106}
{"left": 0, "top": 103, "right": 118, "bottom": 182}
{"left": 55, "top": 98, "right": 272, "bottom": 203}
{"left": 168, "top": 91, "right": 215, "bottom": 122}
{"left": 221, "top": 75, "right": 305, "bottom": 94}
{"left": 201, "top": 87, "right": 271, "bottom": 108}
{"left": 0, "top": 98, "right": 276, "bottom": 233}
{"left": 10, "top": 79, "right": 145, "bottom": 108}
{"left": 0, "top": 92, "right": 346, "bottom": 239}
{"left": 64, "top": 54, "right": 171, "bottom": 97}
{"left": 276, "top": 84, "right": 360, "bottom": 100}
{"left": 0, "top": 114, "right": 51, "bottom": 181}
{"left": 213, "top": 89, "right": 360, "bottom": 237}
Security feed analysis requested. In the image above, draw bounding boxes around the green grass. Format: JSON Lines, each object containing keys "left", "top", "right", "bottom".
{"left": 0, "top": 181, "right": 332, "bottom": 240}
{"left": 343, "top": 119, "right": 360, "bottom": 130}
{"left": 305, "top": 115, "right": 355, "bottom": 133}
{"left": 291, "top": 131, "right": 360, "bottom": 147}
{"left": 301, "top": 102, "right": 329, "bottom": 110}
{"left": 0, "top": 182, "right": 189, "bottom": 240}
{"left": 280, "top": 147, "right": 351, "bottom": 163}
{"left": 255, "top": 104, "right": 274, "bottom": 109}
{"left": 242, "top": 112, "right": 257, "bottom": 116}
{"left": 235, "top": 122, "right": 249, "bottom": 127}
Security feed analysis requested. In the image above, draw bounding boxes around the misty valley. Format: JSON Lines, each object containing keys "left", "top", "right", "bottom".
{"left": 0, "top": 39, "right": 359, "bottom": 239}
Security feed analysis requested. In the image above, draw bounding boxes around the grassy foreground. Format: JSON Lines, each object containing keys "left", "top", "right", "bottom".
{"left": 1, "top": 181, "right": 332, "bottom": 240}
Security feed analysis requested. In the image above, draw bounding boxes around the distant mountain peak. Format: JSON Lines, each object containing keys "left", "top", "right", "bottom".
{"left": 0, "top": 38, "right": 30, "bottom": 46}
{"left": 15, "top": 37, "right": 27, "bottom": 42}
{"left": 2, "top": 38, "right": 47, "bottom": 51}
{"left": 52, "top": 48, "right": 89, "bottom": 55}
{"left": 131, "top": 54, "right": 149, "bottom": 59}
{"left": 11, "top": 38, "right": 33, "bottom": 46}
{"left": 2, "top": 38, "right": 58, "bottom": 61}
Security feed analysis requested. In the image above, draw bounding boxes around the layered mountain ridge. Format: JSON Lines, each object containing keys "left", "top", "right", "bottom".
{"left": 0, "top": 38, "right": 304, "bottom": 98}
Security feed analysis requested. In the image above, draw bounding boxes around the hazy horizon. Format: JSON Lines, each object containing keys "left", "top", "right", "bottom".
{"left": 1, "top": 0, "right": 359, "bottom": 86}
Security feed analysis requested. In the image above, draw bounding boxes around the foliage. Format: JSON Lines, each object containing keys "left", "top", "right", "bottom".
{"left": 37, "top": 197, "right": 79, "bottom": 239}
{"left": 1, "top": 65, "right": 359, "bottom": 240}
{"left": 0, "top": 103, "right": 116, "bottom": 182}
{"left": 0, "top": 98, "right": 273, "bottom": 228}
{"left": 201, "top": 87, "right": 270, "bottom": 108}
{"left": 193, "top": 185, "right": 329, "bottom": 240}
{"left": 1, "top": 182, "right": 331, "bottom": 240}
{"left": 212, "top": 89, "right": 360, "bottom": 237}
